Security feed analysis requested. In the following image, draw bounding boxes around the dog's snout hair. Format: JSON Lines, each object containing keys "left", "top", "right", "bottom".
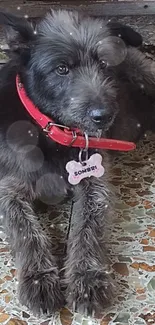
{"left": 67, "top": 73, "right": 117, "bottom": 130}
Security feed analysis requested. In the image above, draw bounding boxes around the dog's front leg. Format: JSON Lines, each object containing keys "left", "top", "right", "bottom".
{"left": 65, "top": 176, "right": 112, "bottom": 316}
{"left": 0, "top": 176, "right": 64, "bottom": 315}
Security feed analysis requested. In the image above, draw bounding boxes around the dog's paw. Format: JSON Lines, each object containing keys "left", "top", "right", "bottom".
{"left": 18, "top": 268, "right": 64, "bottom": 316}
{"left": 36, "top": 172, "right": 71, "bottom": 205}
{"left": 66, "top": 270, "right": 112, "bottom": 317}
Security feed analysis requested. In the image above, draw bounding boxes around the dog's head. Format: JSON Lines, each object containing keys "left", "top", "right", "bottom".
{"left": 0, "top": 10, "right": 142, "bottom": 136}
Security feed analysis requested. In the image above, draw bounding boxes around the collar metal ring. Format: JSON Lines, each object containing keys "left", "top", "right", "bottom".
{"left": 79, "top": 132, "right": 89, "bottom": 164}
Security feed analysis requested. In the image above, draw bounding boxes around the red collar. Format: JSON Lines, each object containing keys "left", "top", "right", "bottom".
{"left": 16, "top": 75, "right": 136, "bottom": 152}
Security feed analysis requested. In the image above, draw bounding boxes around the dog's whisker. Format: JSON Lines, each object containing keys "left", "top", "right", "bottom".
{"left": 96, "top": 129, "right": 103, "bottom": 138}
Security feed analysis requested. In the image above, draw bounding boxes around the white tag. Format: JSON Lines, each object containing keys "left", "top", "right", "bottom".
{"left": 66, "top": 153, "right": 105, "bottom": 185}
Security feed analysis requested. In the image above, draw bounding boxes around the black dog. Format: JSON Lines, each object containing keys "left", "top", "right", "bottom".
{"left": 0, "top": 10, "right": 155, "bottom": 317}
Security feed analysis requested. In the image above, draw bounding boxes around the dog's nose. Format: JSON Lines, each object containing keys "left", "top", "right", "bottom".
{"left": 90, "top": 109, "right": 112, "bottom": 125}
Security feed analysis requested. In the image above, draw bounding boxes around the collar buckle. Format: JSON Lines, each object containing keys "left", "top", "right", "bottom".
{"left": 69, "top": 130, "right": 77, "bottom": 146}
{"left": 43, "top": 121, "right": 70, "bottom": 133}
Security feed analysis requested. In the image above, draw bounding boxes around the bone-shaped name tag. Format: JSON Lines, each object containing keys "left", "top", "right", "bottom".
{"left": 66, "top": 153, "right": 105, "bottom": 185}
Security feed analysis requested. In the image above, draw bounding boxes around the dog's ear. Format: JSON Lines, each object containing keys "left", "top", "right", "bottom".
{"left": 0, "top": 12, "right": 35, "bottom": 53}
{"left": 108, "top": 21, "right": 143, "bottom": 47}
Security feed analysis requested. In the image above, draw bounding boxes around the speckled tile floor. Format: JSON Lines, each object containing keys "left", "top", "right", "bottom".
{"left": 1, "top": 132, "right": 155, "bottom": 325}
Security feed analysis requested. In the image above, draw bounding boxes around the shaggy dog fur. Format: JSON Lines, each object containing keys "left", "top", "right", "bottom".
{"left": 0, "top": 10, "right": 155, "bottom": 316}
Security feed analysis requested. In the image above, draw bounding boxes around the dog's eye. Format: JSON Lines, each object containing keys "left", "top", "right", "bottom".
{"left": 100, "top": 60, "right": 107, "bottom": 69}
{"left": 56, "top": 64, "right": 69, "bottom": 76}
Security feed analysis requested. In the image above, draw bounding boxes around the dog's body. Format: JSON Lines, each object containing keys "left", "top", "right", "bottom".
{"left": 0, "top": 10, "right": 155, "bottom": 316}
